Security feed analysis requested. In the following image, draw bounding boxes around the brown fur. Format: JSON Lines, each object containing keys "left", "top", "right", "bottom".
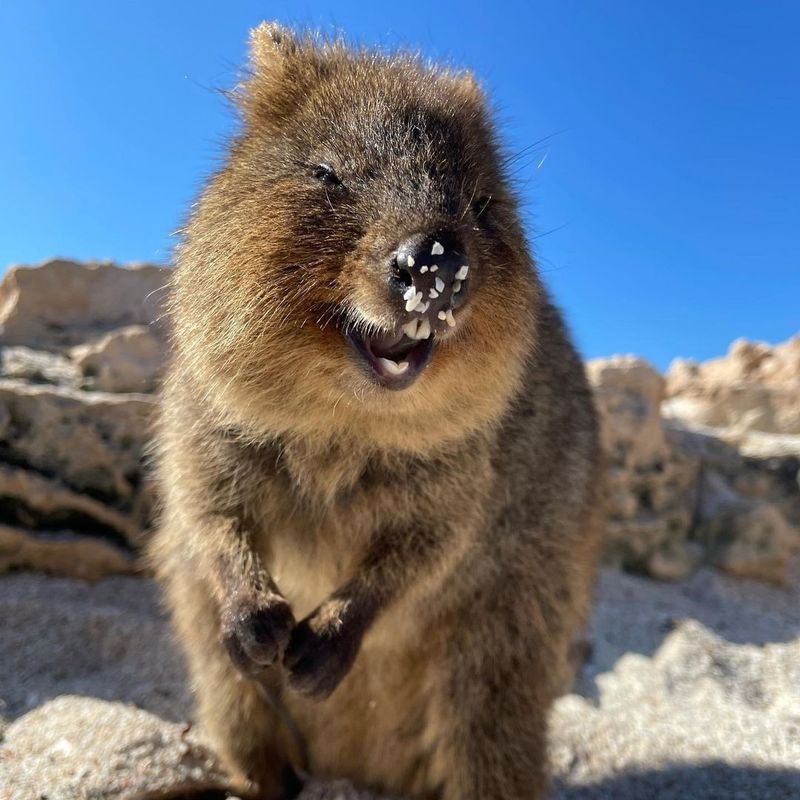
{"left": 150, "top": 23, "right": 603, "bottom": 800}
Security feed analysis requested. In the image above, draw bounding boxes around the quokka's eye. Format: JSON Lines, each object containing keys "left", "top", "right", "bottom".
{"left": 313, "top": 163, "right": 343, "bottom": 188}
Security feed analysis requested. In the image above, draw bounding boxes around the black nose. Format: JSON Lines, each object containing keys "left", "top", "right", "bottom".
{"left": 392, "top": 232, "right": 470, "bottom": 337}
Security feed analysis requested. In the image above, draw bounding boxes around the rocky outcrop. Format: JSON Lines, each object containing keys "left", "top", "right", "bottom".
{"left": 0, "top": 260, "right": 168, "bottom": 580}
{"left": 0, "top": 381, "right": 156, "bottom": 532}
{"left": 587, "top": 357, "right": 700, "bottom": 579}
{"left": 0, "top": 696, "right": 230, "bottom": 799}
{"left": 665, "top": 336, "right": 800, "bottom": 455}
{"left": 588, "top": 345, "right": 800, "bottom": 583}
{"left": 72, "top": 324, "right": 166, "bottom": 393}
{"left": 551, "top": 620, "right": 800, "bottom": 799}
{"left": 0, "top": 258, "right": 797, "bottom": 586}
{"left": 0, "top": 258, "right": 169, "bottom": 348}
{"left": 0, "top": 257, "right": 797, "bottom": 798}
{"left": 0, "top": 524, "right": 135, "bottom": 581}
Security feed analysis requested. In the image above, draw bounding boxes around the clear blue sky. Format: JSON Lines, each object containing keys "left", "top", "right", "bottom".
{"left": 1, "top": 2, "right": 798, "bottom": 370}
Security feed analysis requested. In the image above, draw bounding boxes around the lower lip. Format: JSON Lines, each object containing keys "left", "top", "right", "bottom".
{"left": 345, "top": 331, "right": 434, "bottom": 390}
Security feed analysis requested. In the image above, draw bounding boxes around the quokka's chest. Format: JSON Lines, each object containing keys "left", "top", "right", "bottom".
{"left": 253, "top": 480, "right": 378, "bottom": 619}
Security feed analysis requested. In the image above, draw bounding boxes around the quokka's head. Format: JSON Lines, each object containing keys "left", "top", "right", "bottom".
{"left": 173, "top": 23, "right": 542, "bottom": 451}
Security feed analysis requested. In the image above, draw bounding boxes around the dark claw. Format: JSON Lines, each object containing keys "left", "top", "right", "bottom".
{"left": 284, "top": 612, "right": 362, "bottom": 700}
{"left": 221, "top": 594, "right": 296, "bottom": 676}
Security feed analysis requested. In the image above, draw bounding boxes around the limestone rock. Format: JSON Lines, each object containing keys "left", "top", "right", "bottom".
{"left": 0, "top": 463, "right": 139, "bottom": 542}
{"left": 0, "top": 346, "right": 78, "bottom": 386}
{"left": 0, "top": 696, "right": 230, "bottom": 800}
{"left": 0, "top": 256, "right": 795, "bottom": 589}
{"left": 671, "top": 427, "right": 800, "bottom": 582}
{"left": 589, "top": 348, "right": 799, "bottom": 583}
{"left": 72, "top": 324, "right": 167, "bottom": 393}
{"left": 551, "top": 619, "right": 800, "bottom": 799}
{"left": 0, "top": 260, "right": 167, "bottom": 564}
{"left": 0, "top": 259, "right": 170, "bottom": 348}
{"left": 665, "top": 335, "right": 800, "bottom": 442}
{"left": 694, "top": 472, "right": 798, "bottom": 584}
{"left": 0, "top": 379, "right": 155, "bottom": 529}
{"left": 0, "top": 524, "right": 136, "bottom": 581}
{"left": 587, "top": 357, "right": 700, "bottom": 579}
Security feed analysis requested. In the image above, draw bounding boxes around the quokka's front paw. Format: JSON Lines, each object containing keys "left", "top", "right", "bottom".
{"left": 221, "top": 592, "right": 296, "bottom": 676}
{"left": 284, "top": 599, "right": 364, "bottom": 700}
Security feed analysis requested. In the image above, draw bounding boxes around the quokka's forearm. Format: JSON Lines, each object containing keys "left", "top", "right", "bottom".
{"left": 319, "top": 520, "right": 456, "bottom": 632}
{"left": 184, "top": 513, "right": 278, "bottom": 605}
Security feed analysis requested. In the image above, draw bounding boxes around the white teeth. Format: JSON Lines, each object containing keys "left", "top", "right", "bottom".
{"left": 403, "top": 286, "right": 417, "bottom": 301}
{"left": 429, "top": 289, "right": 439, "bottom": 299}
{"left": 405, "top": 291, "right": 423, "bottom": 312}
{"left": 417, "top": 317, "right": 432, "bottom": 339}
{"left": 417, "top": 300, "right": 430, "bottom": 314}
{"left": 453, "top": 280, "right": 462, "bottom": 294}
{"left": 434, "top": 276, "right": 445, "bottom": 293}
{"left": 431, "top": 241, "right": 444, "bottom": 255}
{"left": 379, "top": 357, "right": 409, "bottom": 376}
{"left": 402, "top": 319, "right": 419, "bottom": 339}
{"left": 445, "top": 309, "right": 456, "bottom": 328}
{"left": 407, "top": 255, "right": 415, "bottom": 267}
{"left": 420, "top": 265, "right": 428, "bottom": 273}
{"left": 430, "top": 265, "right": 438, "bottom": 272}
{"left": 438, "top": 310, "right": 447, "bottom": 321}
{"left": 455, "top": 265, "right": 469, "bottom": 280}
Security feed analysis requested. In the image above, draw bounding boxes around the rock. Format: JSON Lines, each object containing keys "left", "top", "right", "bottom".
{"left": 0, "top": 259, "right": 170, "bottom": 348}
{"left": 0, "top": 524, "right": 136, "bottom": 581}
{"left": 551, "top": 619, "right": 800, "bottom": 799}
{"left": 665, "top": 335, "right": 800, "bottom": 442}
{"left": 0, "top": 696, "right": 231, "bottom": 799}
{"left": 587, "top": 357, "right": 700, "bottom": 579}
{"left": 72, "top": 324, "right": 167, "bottom": 393}
{"left": 0, "top": 346, "right": 78, "bottom": 386}
{"left": 0, "top": 379, "right": 155, "bottom": 534}
{"left": 671, "top": 429, "right": 800, "bottom": 581}
{"left": 589, "top": 350, "right": 800, "bottom": 583}
{"left": 0, "top": 256, "right": 794, "bottom": 591}
{"left": 735, "top": 454, "right": 800, "bottom": 528}
{"left": 0, "top": 463, "right": 140, "bottom": 543}
{"left": 695, "top": 494, "right": 798, "bottom": 584}
{"left": 587, "top": 356, "right": 667, "bottom": 467}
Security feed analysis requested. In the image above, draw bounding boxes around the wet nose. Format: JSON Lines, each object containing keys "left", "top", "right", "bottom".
{"left": 392, "top": 233, "right": 470, "bottom": 335}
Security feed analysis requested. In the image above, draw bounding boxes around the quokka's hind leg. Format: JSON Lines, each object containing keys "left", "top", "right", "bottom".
{"left": 431, "top": 602, "right": 566, "bottom": 800}
{"left": 166, "top": 572, "right": 302, "bottom": 799}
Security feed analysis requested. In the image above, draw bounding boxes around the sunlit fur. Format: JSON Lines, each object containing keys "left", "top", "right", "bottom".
{"left": 153, "top": 23, "right": 603, "bottom": 800}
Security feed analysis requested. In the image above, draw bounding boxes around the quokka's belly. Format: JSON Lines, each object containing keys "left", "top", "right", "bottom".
{"left": 285, "top": 595, "right": 448, "bottom": 797}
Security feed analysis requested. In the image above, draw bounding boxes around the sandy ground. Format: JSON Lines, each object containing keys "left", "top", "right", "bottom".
{"left": 1, "top": 563, "right": 799, "bottom": 799}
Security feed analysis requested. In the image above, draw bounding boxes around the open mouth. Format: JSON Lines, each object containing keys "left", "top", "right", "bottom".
{"left": 346, "top": 327, "right": 434, "bottom": 390}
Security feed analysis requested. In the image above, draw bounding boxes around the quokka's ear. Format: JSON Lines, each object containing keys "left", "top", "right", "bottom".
{"left": 249, "top": 22, "right": 299, "bottom": 72}
{"left": 238, "top": 22, "right": 324, "bottom": 125}
{"left": 445, "top": 70, "right": 486, "bottom": 108}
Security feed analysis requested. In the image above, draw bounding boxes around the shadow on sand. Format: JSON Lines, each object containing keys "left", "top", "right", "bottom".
{"left": 554, "top": 761, "right": 800, "bottom": 799}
